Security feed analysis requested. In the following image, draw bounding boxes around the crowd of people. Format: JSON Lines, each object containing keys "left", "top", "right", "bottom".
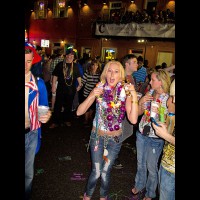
{"left": 96, "top": 8, "right": 175, "bottom": 25}
{"left": 25, "top": 41, "right": 175, "bottom": 200}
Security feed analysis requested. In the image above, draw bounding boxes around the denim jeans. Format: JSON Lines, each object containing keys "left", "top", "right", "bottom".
{"left": 25, "top": 129, "right": 38, "bottom": 200}
{"left": 159, "top": 165, "right": 175, "bottom": 200}
{"left": 85, "top": 131, "right": 122, "bottom": 198}
{"left": 134, "top": 131, "right": 164, "bottom": 198}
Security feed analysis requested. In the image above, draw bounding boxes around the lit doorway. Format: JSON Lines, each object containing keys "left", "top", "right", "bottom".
{"left": 81, "top": 47, "right": 91, "bottom": 59}
{"left": 156, "top": 52, "right": 173, "bottom": 67}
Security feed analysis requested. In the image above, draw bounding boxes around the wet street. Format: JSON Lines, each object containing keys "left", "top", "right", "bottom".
{"left": 30, "top": 113, "right": 159, "bottom": 200}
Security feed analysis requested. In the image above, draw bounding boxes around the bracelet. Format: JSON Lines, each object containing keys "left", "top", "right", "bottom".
{"left": 131, "top": 100, "right": 138, "bottom": 104}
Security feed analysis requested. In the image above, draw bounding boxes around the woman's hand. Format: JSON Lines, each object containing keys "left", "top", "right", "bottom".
{"left": 152, "top": 122, "right": 168, "bottom": 138}
{"left": 124, "top": 83, "right": 137, "bottom": 97}
{"left": 139, "top": 92, "right": 153, "bottom": 109}
{"left": 152, "top": 122, "right": 175, "bottom": 145}
{"left": 89, "top": 86, "right": 103, "bottom": 98}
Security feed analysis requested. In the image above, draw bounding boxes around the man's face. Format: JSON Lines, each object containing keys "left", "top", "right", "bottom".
{"left": 25, "top": 52, "right": 34, "bottom": 74}
{"left": 66, "top": 53, "right": 74, "bottom": 63}
{"left": 128, "top": 58, "right": 138, "bottom": 72}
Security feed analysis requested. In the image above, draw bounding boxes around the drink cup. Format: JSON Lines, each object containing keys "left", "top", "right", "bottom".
{"left": 150, "top": 101, "right": 159, "bottom": 118}
{"left": 38, "top": 105, "right": 49, "bottom": 118}
{"left": 137, "top": 92, "right": 143, "bottom": 100}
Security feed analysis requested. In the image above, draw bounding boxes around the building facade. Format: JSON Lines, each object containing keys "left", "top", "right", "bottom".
{"left": 25, "top": 0, "right": 175, "bottom": 67}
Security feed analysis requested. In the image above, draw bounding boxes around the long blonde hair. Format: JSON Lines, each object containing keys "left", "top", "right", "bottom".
{"left": 153, "top": 69, "right": 171, "bottom": 93}
{"left": 100, "top": 60, "right": 125, "bottom": 83}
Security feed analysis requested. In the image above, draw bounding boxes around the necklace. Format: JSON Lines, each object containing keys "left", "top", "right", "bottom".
{"left": 144, "top": 90, "right": 167, "bottom": 121}
{"left": 63, "top": 61, "right": 74, "bottom": 86}
{"left": 97, "top": 81, "right": 126, "bottom": 131}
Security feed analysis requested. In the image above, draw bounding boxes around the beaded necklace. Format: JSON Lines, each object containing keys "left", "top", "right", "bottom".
{"left": 96, "top": 81, "right": 127, "bottom": 161}
{"left": 96, "top": 81, "right": 126, "bottom": 132}
{"left": 63, "top": 61, "right": 74, "bottom": 86}
{"left": 144, "top": 90, "right": 167, "bottom": 122}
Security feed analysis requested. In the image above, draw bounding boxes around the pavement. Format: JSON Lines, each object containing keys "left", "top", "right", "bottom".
{"left": 30, "top": 112, "right": 159, "bottom": 200}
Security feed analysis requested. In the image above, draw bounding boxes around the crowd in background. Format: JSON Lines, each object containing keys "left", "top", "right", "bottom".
{"left": 96, "top": 8, "right": 175, "bottom": 25}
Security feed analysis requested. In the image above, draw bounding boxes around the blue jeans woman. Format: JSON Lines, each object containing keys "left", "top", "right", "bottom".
{"left": 84, "top": 131, "right": 122, "bottom": 198}
{"left": 134, "top": 131, "right": 164, "bottom": 198}
{"left": 77, "top": 61, "right": 138, "bottom": 200}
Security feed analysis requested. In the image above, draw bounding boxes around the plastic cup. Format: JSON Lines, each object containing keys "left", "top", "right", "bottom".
{"left": 150, "top": 101, "right": 159, "bottom": 118}
{"left": 137, "top": 92, "right": 143, "bottom": 100}
{"left": 38, "top": 105, "right": 49, "bottom": 118}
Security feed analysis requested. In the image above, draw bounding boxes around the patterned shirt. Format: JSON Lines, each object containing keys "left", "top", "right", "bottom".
{"left": 132, "top": 66, "right": 147, "bottom": 84}
{"left": 139, "top": 90, "right": 169, "bottom": 138}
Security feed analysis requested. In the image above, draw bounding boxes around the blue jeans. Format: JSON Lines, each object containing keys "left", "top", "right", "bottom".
{"left": 134, "top": 131, "right": 164, "bottom": 198}
{"left": 25, "top": 129, "right": 38, "bottom": 200}
{"left": 159, "top": 165, "right": 175, "bottom": 200}
{"left": 85, "top": 131, "right": 122, "bottom": 198}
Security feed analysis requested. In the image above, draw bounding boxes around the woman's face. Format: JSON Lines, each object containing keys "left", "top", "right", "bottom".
{"left": 150, "top": 73, "right": 162, "bottom": 90}
{"left": 106, "top": 63, "right": 121, "bottom": 87}
{"left": 92, "top": 63, "right": 98, "bottom": 70}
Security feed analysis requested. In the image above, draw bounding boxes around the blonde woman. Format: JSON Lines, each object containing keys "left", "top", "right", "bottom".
{"left": 132, "top": 69, "right": 171, "bottom": 200}
{"left": 77, "top": 60, "right": 138, "bottom": 200}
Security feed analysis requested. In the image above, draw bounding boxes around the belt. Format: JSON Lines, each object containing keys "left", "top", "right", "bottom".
{"left": 92, "top": 126, "right": 122, "bottom": 137}
{"left": 25, "top": 128, "right": 30, "bottom": 134}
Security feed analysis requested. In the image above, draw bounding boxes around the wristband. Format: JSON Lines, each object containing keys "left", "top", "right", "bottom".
{"left": 131, "top": 100, "right": 138, "bottom": 104}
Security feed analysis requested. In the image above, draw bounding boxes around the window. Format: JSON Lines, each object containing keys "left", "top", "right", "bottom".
{"left": 81, "top": 47, "right": 91, "bottom": 59}
{"left": 53, "top": 0, "right": 69, "bottom": 18}
{"left": 145, "top": 0, "right": 158, "bottom": 16}
{"left": 156, "top": 52, "right": 173, "bottom": 67}
{"left": 109, "top": 1, "right": 122, "bottom": 22}
{"left": 34, "top": 1, "right": 48, "bottom": 19}
{"left": 110, "top": 1, "right": 122, "bottom": 9}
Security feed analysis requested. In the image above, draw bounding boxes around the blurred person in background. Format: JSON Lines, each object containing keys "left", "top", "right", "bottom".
{"left": 49, "top": 44, "right": 82, "bottom": 128}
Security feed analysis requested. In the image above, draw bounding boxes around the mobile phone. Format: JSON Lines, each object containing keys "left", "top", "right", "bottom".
{"left": 150, "top": 117, "right": 161, "bottom": 127}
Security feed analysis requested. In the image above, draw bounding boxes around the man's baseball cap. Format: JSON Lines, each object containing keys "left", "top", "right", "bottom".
{"left": 65, "top": 44, "right": 77, "bottom": 56}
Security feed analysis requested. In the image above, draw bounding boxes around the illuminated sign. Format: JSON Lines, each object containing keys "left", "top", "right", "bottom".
{"left": 41, "top": 39, "right": 49, "bottom": 47}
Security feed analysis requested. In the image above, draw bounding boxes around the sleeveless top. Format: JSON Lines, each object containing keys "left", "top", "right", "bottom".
{"left": 139, "top": 90, "right": 169, "bottom": 138}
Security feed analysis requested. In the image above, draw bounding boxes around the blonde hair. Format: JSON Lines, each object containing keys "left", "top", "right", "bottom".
{"left": 153, "top": 69, "right": 171, "bottom": 93}
{"left": 100, "top": 60, "right": 125, "bottom": 82}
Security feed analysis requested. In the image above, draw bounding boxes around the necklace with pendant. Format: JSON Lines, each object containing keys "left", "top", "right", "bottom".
{"left": 63, "top": 62, "right": 74, "bottom": 86}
